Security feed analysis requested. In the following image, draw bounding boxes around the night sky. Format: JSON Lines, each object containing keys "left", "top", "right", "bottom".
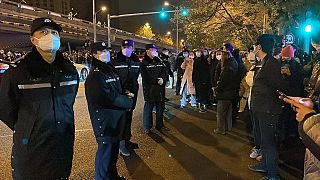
{"left": 88, "top": 0, "right": 179, "bottom": 36}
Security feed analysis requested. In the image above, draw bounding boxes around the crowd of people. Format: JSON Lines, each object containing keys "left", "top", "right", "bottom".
{"left": 1, "top": 17, "right": 320, "bottom": 180}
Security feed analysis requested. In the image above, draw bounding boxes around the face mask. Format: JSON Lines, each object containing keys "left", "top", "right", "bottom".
{"left": 151, "top": 51, "right": 158, "bottom": 58}
{"left": 203, "top": 51, "right": 208, "bottom": 56}
{"left": 163, "top": 51, "right": 169, "bottom": 56}
{"left": 189, "top": 55, "right": 194, "bottom": 59}
{"left": 96, "top": 51, "right": 111, "bottom": 63}
{"left": 35, "top": 34, "right": 60, "bottom": 53}
{"left": 183, "top": 53, "right": 188, "bottom": 58}
{"left": 196, "top": 52, "right": 201, "bottom": 57}
{"left": 216, "top": 55, "right": 222, "bottom": 60}
{"left": 122, "top": 48, "right": 133, "bottom": 57}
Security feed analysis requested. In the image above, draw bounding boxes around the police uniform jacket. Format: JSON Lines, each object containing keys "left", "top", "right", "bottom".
{"left": 141, "top": 54, "right": 167, "bottom": 102}
{"left": 85, "top": 58, "right": 133, "bottom": 143}
{"left": 0, "top": 47, "right": 79, "bottom": 179}
{"left": 111, "top": 51, "right": 140, "bottom": 109}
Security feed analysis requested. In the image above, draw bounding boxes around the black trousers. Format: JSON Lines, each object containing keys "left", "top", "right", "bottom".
{"left": 94, "top": 142, "right": 120, "bottom": 180}
{"left": 252, "top": 110, "right": 280, "bottom": 176}
{"left": 175, "top": 77, "right": 182, "bottom": 95}
{"left": 122, "top": 111, "right": 133, "bottom": 140}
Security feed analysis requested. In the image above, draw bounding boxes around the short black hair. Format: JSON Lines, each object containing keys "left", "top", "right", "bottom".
{"left": 255, "top": 34, "right": 275, "bottom": 55}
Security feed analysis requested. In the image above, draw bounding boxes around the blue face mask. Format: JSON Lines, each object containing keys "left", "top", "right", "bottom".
{"left": 35, "top": 34, "right": 60, "bottom": 53}
{"left": 97, "top": 51, "right": 111, "bottom": 63}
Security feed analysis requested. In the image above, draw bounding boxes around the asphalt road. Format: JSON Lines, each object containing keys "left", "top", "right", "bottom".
{"left": 0, "top": 83, "right": 298, "bottom": 180}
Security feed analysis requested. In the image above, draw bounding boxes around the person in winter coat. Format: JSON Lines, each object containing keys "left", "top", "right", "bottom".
{"left": 141, "top": 44, "right": 168, "bottom": 134}
{"left": 193, "top": 48, "right": 212, "bottom": 113}
{"left": 111, "top": 39, "right": 140, "bottom": 157}
{"left": 85, "top": 41, "right": 132, "bottom": 180}
{"left": 282, "top": 96, "right": 320, "bottom": 180}
{"left": 279, "top": 45, "right": 304, "bottom": 140}
{"left": 214, "top": 51, "right": 239, "bottom": 135}
{"left": 174, "top": 50, "right": 188, "bottom": 95}
{"left": 210, "top": 49, "right": 223, "bottom": 105}
{"left": 160, "top": 48, "right": 174, "bottom": 89}
{"left": 0, "top": 18, "right": 79, "bottom": 179}
{"left": 180, "top": 51, "right": 197, "bottom": 108}
{"left": 248, "top": 34, "right": 287, "bottom": 180}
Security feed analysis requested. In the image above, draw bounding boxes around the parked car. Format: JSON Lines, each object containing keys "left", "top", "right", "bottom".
{"left": 73, "top": 62, "right": 90, "bottom": 81}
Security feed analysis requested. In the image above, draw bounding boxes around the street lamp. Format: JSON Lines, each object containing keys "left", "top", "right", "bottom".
{"left": 93, "top": 5, "right": 107, "bottom": 42}
{"left": 164, "top": 1, "right": 179, "bottom": 53}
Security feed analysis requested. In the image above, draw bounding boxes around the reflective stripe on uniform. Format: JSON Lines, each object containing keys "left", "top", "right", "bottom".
{"left": 146, "top": 64, "right": 164, "bottom": 68}
{"left": 115, "top": 65, "right": 128, "bottom": 69}
{"left": 115, "top": 65, "right": 140, "bottom": 68}
{"left": 106, "top": 78, "right": 117, "bottom": 83}
{"left": 60, "top": 80, "right": 78, "bottom": 86}
{"left": 18, "top": 83, "right": 51, "bottom": 89}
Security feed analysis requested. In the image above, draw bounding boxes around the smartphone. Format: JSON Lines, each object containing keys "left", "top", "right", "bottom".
{"left": 276, "top": 90, "right": 292, "bottom": 100}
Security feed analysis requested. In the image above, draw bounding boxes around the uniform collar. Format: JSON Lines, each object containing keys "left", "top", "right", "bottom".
{"left": 25, "top": 46, "right": 76, "bottom": 77}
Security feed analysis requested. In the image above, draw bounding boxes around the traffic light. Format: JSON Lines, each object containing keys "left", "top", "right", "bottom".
{"left": 181, "top": 8, "right": 188, "bottom": 17}
{"left": 305, "top": 24, "right": 312, "bottom": 33}
{"left": 160, "top": 8, "right": 167, "bottom": 19}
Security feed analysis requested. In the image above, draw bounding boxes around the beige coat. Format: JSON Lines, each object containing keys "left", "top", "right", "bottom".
{"left": 300, "top": 114, "right": 320, "bottom": 179}
{"left": 180, "top": 58, "right": 195, "bottom": 95}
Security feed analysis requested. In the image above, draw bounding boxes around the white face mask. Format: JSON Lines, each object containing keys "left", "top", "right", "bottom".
{"left": 203, "top": 51, "right": 208, "bottom": 56}
{"left": 189, "top": 55, "right": 194, "bottom": 59}
{"left": 216, "top": 55, "right": 222, "bottom": 60}
{"left": 95, "top": 51, "right": 111, "bottom": 63}
{"left": 34, "top": 34, "right": 60, "bottom": 53}
{"left": 122, "top": 48, "right": 133, "bottom": 57}
{"left": 151, "top": 51, "right": 158, "bottom": 58}
{"left": 196, "top": 52, "right": 201, "bottom": 57}
{"left": 183, "top": 53, "right": 189, "bottom": 58}
{"left": 163, "top": 51, "right": 169, "bottom": 56}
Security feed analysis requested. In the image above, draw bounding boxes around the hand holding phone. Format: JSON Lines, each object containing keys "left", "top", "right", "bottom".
{"left": 277, "top": 90, "right": 293, "bottom": 100}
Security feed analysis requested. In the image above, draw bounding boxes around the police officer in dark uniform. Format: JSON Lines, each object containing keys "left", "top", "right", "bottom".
{"left": 141, "top": 44, "right": 168, "bottom": 134}
{"left": 111, "top": 39, "right": 140, "bottom": 157}
{"left": 0, "top": 17, "right": 79, "bottom": 179}
{"left": 85, "top": 41, "right": 132, "bottom": 180}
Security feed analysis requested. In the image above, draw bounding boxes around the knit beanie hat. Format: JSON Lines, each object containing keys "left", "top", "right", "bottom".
{"left": 281, "top": 45, "right": 295, "bottom": 58}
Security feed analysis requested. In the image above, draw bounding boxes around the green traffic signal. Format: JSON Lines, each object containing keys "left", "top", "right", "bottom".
{"left": 181, "top": 8, "right": 188, "bottom": 17}
{"left": 160, "top": 8, "right": 167, "bottom": 19}
{"left": 305, "top": 24, "right": 312, "bottom": 33}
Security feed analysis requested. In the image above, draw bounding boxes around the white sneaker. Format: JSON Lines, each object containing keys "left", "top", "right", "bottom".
{"left": 250, "top": 147, "right": 261, "bottom": 159}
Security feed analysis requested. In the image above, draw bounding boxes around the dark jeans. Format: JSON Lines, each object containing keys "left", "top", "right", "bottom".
{"left": 94, "top": 142, "right": 120, "bottom": 180}
{"left": 251, "top": 109, "right": 261, "bottom": 149}
{"left": 252, "top": 110, "right": 280, "bottom": 176}
{"left": 232, "top": 98, "right": 240, "bottom": 125}
{"left": 216, "top": 100, "right": 232, "bottom": 132}
{"left": 143, "top": 101, "right": 164, "bottom": 130}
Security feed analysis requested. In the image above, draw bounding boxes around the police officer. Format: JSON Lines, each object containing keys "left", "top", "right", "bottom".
{"left": 0, "top": 17, "right": 79, "bottom": 179}
{"left": 141, "top": 44, "right": 168, "bottom": 134}
{"left": 85, "top": 41, "right": 132, "bottom": 180}
{"left": 160, "top": 48, "right": 174, "bottom": 89}
{"left": 111, "top": 39, "right": 140, "bottom": 157}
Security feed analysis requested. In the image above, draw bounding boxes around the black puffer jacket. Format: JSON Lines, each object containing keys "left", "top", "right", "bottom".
{"left": 141, "top": 54, "right": 167, "bottom": 102}
{"left": 0, "top": 47, "right": 79, "bottom": 179}
{"left": 85, "top": 59, "right": 133, "bottom": 143}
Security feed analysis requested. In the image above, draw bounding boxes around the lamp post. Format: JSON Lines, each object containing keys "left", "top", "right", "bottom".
{"left": 92, "top": 1, "right": 107, "bottom": 42}
{"left": 164, "top": 1, "right": 179, "bottom": 53}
